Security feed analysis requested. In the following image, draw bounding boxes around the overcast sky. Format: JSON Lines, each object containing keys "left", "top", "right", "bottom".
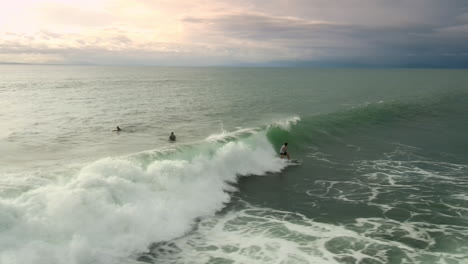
{"left": 1, "top": 0, "right": 468, "bottom": 67}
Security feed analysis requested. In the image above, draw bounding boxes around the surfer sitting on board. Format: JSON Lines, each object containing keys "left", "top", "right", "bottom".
{"left": 169, "top": 132, "right": 176, "bottom": 141}
{"left": 280, "top": 142, "right": 290, "bottom": 160}
{"left": 113, "top": 126, "right": 122, "bottom": 132}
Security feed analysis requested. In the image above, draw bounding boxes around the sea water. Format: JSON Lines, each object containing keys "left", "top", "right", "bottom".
{"left": 1, "top": 66, "right": 467, "bottom": 264}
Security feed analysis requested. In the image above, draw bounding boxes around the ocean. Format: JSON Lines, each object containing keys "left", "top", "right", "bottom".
{"left": 1, "top": 65, "right": 467, "bottom": 264}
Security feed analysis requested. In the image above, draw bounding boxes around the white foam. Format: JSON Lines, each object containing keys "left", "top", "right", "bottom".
{"left": 0, "top": 133, "right": 287, "bottom": 264}
{"left": 205, "top": 128, "right": 258, "bottom": 143}
{"left": 143, "top": 207, "right": 355, "bottom": 263}
{"left": 144, "top": 205, "right": 468, "bottom": 264}
{"left": 268, "top": 116, "right": 301, "bottom": 131}
{"left": 452, "top": 194, "right": 468, "bottom": 201}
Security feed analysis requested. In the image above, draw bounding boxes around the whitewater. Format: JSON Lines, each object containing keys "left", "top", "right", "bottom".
{"left": 1, "top": 121, "right": 298, "bottom": 263}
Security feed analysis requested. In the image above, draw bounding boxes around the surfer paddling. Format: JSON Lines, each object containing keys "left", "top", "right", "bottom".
{"left": 169, "top": 132, "right": 176, "bottom": 141}
{"left": 279, "top": 142, "right": 290, "bottom": 160}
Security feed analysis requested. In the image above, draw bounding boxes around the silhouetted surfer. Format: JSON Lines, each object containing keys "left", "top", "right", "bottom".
{"left": 169, "top": 132, "right": 176, "bottom": 141}
{"left": 280, "top": 142, "right": 290, "bottom": 160}
{"left": 113, "top": 126, "right": 122, "bottom": 132}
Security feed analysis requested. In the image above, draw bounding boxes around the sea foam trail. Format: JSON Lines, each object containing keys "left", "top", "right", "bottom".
{"left": 0, "top": 132, "right": 287, "bottom": 264}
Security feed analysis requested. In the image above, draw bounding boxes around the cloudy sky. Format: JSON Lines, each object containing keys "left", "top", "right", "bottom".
{"left": 1, "top": 0, "right": 468, "bottom": 67}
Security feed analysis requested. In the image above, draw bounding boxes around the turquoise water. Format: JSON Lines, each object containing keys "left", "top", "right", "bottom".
{"left": 1, "top": 66, "right": 467, "bottom": 264}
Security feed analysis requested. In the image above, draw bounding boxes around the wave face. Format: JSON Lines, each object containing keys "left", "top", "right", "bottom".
{"left": 268, "top": 93, "right": 468, "bottom": 150}
{"left": 0, "top": 124, "right": 294, "bottom": 264}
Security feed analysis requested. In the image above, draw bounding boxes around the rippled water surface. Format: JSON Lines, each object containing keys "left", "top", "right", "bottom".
{"left": 1, "top": 66, "right": 467, "bottom": 264}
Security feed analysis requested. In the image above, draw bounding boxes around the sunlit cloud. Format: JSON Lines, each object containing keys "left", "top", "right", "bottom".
{"left": 1, "top": 0, "right": 468, "bottom": 67}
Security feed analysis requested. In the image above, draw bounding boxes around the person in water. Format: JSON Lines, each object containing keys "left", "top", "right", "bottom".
{"left": 113, "top": 126, "right": 122, "bottom": 132}
{"left": 169, "top": 132, "right": 176, "bottom": 141}
{"left": 280, "top": 142, "right": 290, "bottom": 160}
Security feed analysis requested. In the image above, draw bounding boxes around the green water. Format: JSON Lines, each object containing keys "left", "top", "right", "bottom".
{"left": 1, "top": 66, "right": 467, "bottom": 264}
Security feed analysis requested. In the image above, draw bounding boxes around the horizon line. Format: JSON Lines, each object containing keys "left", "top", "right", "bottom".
{"left": 1, "top": 62, "right": 468, "bottom": 69}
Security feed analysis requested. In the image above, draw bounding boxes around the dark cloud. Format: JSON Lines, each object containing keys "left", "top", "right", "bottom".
{"left": 182, "top": 10, "right": 468, "bottom": 67}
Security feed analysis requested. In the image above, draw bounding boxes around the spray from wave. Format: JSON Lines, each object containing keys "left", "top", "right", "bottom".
{"left": 0, "top": 118, "right": 299, "bottom": 264}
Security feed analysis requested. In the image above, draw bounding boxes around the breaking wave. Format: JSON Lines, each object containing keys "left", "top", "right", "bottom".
{"left": 0, "top": 118, "right": 300, "bottom": 264}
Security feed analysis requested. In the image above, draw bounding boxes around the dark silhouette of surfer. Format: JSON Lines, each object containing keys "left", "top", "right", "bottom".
{"left": 169, "top": 132, "right": 176, "bottom": 141}
{"left": 113, "top": 126, "right": 122, "bottom": 132}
